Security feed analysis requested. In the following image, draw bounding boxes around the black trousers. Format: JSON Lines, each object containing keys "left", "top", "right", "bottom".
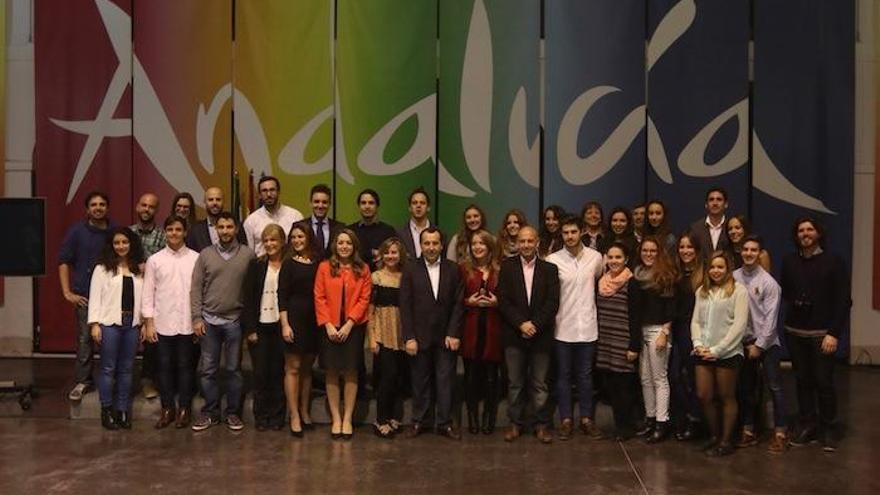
{"left": 410, "top": 345, "right": 457, "bottom": 428}
{"left": 157, "top": 334, "right": 195, "bottom": 409}
{"left": 787, "top": 334, "right": 836, "bottom": 429}
{"left": 142, "top": 341, "right": 159, "bottom": 383}
{"left": 248, "top": 323, "right": 286, "bottom": 427}
{"left": 604, "top": 371, "right": 640, "bottom": 434}
{"left": 375, "top": 345, "right": 406, "bottom": 423}
{"left": 463, "top": 359, "right": 499, "bottom": 411}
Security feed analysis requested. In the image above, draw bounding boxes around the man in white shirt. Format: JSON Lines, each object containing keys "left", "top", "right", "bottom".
{"left": 546, "top": 216, "right": 604, "bottom": 440}
{"left": 689, "top": 187, "right": 730, "bottom": 258}
{"left": 142, "top": 216, "right": 200, "bottom": 429}
{"left": 242, "top": 176, "right": 303, "bottom": 256}
{"left": 396, "top": 187, "right": 434, "bottom": 258}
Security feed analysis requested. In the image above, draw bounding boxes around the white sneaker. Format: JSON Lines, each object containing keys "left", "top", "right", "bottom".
{"left": 68, "top": 383, "right": 87, "bottom": 401}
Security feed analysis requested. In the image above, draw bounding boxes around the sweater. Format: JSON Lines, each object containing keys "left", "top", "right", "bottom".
{"left": 779, "top": 250, "right": 850, "bottom": 338}
{"left": 190, "top": 242, "right": 255, "bottom": 325}
{"left": 690, "top": 283, "right": 749, "bottom": 360}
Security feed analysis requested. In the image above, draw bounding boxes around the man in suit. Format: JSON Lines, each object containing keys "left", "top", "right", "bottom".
{"left": 186, "top": 187, "right": 246, "bottom": 253}
{"left": 400, "top": 227, "right": 465, "bottom": 439}
{"left": 689, "top": 187, "right": 730, "bottom": 258}
{"left": 497, "top": 225, "right": 560, "bottom": 444}
{"left": 396, "top": 187, "right": 434, "bottom": 259}
{"left": 294, "top": 183, "right": 344, "bottom": 261}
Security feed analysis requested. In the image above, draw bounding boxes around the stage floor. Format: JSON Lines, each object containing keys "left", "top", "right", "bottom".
{"left": 0, "top": 358, "right": 878, "bottom": 494}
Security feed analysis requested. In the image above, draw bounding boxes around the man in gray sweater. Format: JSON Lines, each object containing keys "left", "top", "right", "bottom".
{"left": 190, "top": 212, "right": 255, "bottom": 431}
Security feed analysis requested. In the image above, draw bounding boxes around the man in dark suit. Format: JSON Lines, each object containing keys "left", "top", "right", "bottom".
{"left": 186, "top": 187, "right": 246, "bottom": 252}
{"left": 396, "top": 187, "right": 435, "bottom": 259}
{"left": 294, "top": 183, "right": 343, "bottom": 260}
{"left": 400, "top": 227, "right": 465, "bottom": 439}
{"left": 689, "top": 186, "right": 730, "bottom": 258}
{"left": 497, "top": 225, "right": 560, "bottom": 444}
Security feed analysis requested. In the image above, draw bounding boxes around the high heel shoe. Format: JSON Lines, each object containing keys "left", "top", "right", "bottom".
{"left": 467, "top": 407, "right": 480, "bottom": 435}
{"left": 481, "top": 401, "right": 497, "bottom": 435}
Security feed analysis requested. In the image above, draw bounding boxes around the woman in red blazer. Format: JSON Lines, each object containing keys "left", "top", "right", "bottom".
{"left": 314, "top": 228, "right": 372, "bottom": 440}
{"left": 459, "top": 229, "right": 503, "bottom": 435}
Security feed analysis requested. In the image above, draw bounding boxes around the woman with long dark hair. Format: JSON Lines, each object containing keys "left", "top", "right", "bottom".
{"left": 88, "top": 227, "right": 145, "bottom": 430}
{"left": 691, "top": 251, "right": 748, "bottom": 457}
{"left": 644, "top": 200, "right": 677, "bottom": 254}
{"left": 600, "top": 207, "right": 638, "bottom": 260}
{"left": 539, "top": 205, "right": 565, "bottom": 258}
{"left": 459, "top": 230, "right": 503, "bottom": 435}
{"left": 726, "top": 215, "right": 771, "bottom": 271}
{"left": 497, "top": 209, "right": 528, "bottom": 259}
{"left": 278, "top": 223, "right": 320, "bottom": 435}
{"left": 447, "top": 204, "right": 490, "bottom": 262}
{"left": 314, "top": 229, "right": 372, "bottom": 440}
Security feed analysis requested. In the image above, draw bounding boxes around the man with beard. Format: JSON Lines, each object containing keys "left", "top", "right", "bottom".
{"left": 187, "top": 187, "right": 247, "bottom": 253}
{"left": 348, "top": 188, "right": 396, "bottom": 271}
{"left": 293, "top": 183, "right": 343, "bottom": 261}
{"left": 243, "top": 176, "right": 303, "bottom": 257}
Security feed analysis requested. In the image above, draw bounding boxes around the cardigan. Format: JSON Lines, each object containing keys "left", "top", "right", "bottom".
{"left": 87, "top": 264, "right": 144, "bottom": 326}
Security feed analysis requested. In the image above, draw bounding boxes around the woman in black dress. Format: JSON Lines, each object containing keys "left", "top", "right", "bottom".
{"left": 278, "top": 224, "right": 320, "bottom": 436}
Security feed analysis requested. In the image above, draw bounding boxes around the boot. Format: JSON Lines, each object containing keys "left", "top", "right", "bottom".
{"left": 467, "top": 405, "right": 480, "bottom": 435}
{"left": 481, "top": 399, "right": 497, "bottom": 435}
{"left": 101, "top": 406, "right": 119, "bottom": 431}
{"left": 116, "top": 410, "right": 132, "bottom": 430}
{"left": 646, "top": 421, "right": 669, "bottom": 444}
{"left": 636, "top": 417, "right": 655, "bottom": 437}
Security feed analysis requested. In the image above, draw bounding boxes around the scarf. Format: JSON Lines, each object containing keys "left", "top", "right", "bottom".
{"left": 599, "top": 267, "right": 633, "bottom": 297}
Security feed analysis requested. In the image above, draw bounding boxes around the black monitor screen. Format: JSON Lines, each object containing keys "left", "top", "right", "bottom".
{"left": 0, "top": 198, "right": 46, "bottom": 276}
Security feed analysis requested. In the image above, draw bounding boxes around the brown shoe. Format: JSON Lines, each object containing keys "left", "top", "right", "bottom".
{"left": 558, "top": 418, "right": 574, "bottom": 441}
{"left": 405, "top": 423, "right": 427, "bottom": 439}
{"left": 174, "top": 408, "right": 191, "bottom": 429}
{"left": 504, "top": 424, "right": 521, "bottom": 442}
{"left": 580, "top": 418, "right": 605, "bottom": 440}
{"left": 737, "top": 430, "right": 758, "bottom": 448}
{"left": 536, "top": 426, "right": 553, "bottom": 444}
{"left": 155, "top": 408, "right": 175, "bottom": 429}
{"left": 438, "top": 425, "right": 462, "bottom": 440}
{"left": 767, "top": 432, "right": 789, "bottom": 454}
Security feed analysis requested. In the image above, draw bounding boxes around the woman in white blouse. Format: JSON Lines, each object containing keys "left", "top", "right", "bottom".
{"left": 690, "top": 251, "right": 748, "bottom": 457}
{"left": 242, "top": 224, "right": 287, "bottom": 431}
{"left": 88, "top": 227, "right": 145, "bottom": 430}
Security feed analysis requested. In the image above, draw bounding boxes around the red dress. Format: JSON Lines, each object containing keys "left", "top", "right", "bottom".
{"left": 459, "top": 267, "right": 502, "bottom": 363}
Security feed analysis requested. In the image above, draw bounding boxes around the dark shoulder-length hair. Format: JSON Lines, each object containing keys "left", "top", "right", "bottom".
{"left": 606, "top": 206, "right": 633, "bottom": 239}
{"left": 97, "top": 227, "right": 144, "bottom": 276}
{"left": 675, "top": 231, "right": 704, "bottom": 292}
{"left": 287, "top": 222, "right": 316, "bottom": 261}
{"left": 170, "top": 191, "right": 197, "bottom": 228}
{"left": 328, "top": 228, "right": 367, "bottom": 278}
{"left": 579, "top": 201, "right": 605, "bottom": 233}
{"left": 790, "top": 215, "right": 826, "bottom": 251}
{"left": 644, "top": 199, "right": 673, "bottom": 239}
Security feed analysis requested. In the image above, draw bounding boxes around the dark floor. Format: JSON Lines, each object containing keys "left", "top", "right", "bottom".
{"left": 0, "top": 358, "right": 879, "bottom": 495}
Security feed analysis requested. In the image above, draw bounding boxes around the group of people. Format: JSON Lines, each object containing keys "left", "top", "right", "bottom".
{"left": 58, "top": 180, "right": 850, "bottom": 456}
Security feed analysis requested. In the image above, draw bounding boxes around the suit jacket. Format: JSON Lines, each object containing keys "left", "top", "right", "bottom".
{"left": 241, "top": 258, "right": 276, "bottom": 336}
{"left": 689, "top": 217, "right": 730, "bottom": 260}
{"left": 186, "top": 218, "right": 247, "bottom": 254}
{"left": 496, "top": 256, "right": 560, "bottom": 352}
{"left": 294, "top": 217, "right": 345, "bottom": 261}
{"left": 396, "top": 222, "right": 444, "bottom": 260}
{"left": 399, "top": 257, "right": 464, "bottom": 350}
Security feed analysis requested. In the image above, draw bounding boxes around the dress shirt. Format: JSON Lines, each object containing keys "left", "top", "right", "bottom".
{"left": 520, "top": 255, "right": 537, "bottom": 305}
{"left": 425, "top": 257, "right": 441, "bottom": 300}
{"left": 691, "top": 283, "right": 749, "bottom": 360}
{"left": 259, "top": 264, "right": 281, "bottom": 323}
{"left": 706, "top": 215, "right": 726, "bottom": 251}
{"left": 409, "top": 219, "right": 430, "bottom": 258}
{"left": 243, "top": 204, "right": 304, "bottom": 256}
{"left": 207, "top": 219, "right": 220, "bottom": 246}
{"left": 733, "top": 266, "right": 781, "bottom": 350}
{"left": 547, "top": 246, "right": 604, "bottom": 343}
{"left": 311, "top": 216, "right": 331, "bottom": 250}
{"left": 130, "top": 223, "right": 166, "bottom": 258}
{"left": 142, "top": 245, "right": 199, "bottom": 336}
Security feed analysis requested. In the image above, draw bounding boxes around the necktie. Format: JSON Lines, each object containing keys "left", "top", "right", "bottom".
{"left": 316, "top": 219, "right": 325, "bottom": 251}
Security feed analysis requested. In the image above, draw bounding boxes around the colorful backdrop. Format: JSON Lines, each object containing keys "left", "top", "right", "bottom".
{"left": 34, "top": 0, "right": 854, "bottom": 352}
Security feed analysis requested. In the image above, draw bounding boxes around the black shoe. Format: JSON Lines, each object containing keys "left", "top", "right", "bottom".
{"left": 675, "top": 421, "right": 698, "bottom": 442}
{"left": 482, "top": 403, "right": 497, "bottom": 435}
{"left": 290, "top": 427, "right": 304, "bottom": 438}
{"left": 790, "top": 426, "right": 817, "bottom": 447}
{"left": 467, "top": 408, "right": 480, "bottom": 435}
{"left": 645, "top": 421, "right": 668, "bottom": 444}
{"left": 697, "top": 436, "right": 719, "bottom": 452}
{"left": 706, "top": 443, "right": 735, "bottom": 457}
{"left": 636, "top": 417, "right": 656, "bottom": 437}
{"left": 821, "top": 429, "right": 838, "bottom": 452}
{"left": 116, "top": 410, "right": 132, "bottom": 430}
{"left": 101, "top": 407, "right": 119, "bottom": 431}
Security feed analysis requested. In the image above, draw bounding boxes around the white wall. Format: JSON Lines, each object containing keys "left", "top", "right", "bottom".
{"left": 0, "top": 0, "right": 34, "bottom": 356}
{"left": 1, "top": 0, "right": 879, "bottom": 360}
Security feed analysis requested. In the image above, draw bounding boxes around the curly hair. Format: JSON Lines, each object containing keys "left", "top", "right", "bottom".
{"left": 97, "top": 227, "right": 144, "bottom": 276}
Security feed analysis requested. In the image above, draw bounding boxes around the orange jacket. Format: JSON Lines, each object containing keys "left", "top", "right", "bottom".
{"left": 314, "top": 260, "right": 372, "bottom": 327}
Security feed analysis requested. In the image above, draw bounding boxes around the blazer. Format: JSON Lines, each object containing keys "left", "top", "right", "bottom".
{"left": 399, "top": 257, "right": 465, "bottom": 349}
{"left": 186, "top": 218, "right": 247, "bottom": 254}
{"left": 313, "top": 260, "right": 372, "bottom": 327}
{"left": 496, "top": 256, "right": 560, "bottom": 352}
{"left": 294, "top": 217, "right": 345, "bottom": 261}
{"left": 396, "top": 222, "right": 445, "bottom": 260}
{"left": 689, "top": 217, "right": 730, "bottom": 259}
{"left": 241, "top": 258, "right": 281, "bottom": 336}
{"left": 87, "top": 264, "right": 144, "bottom": 326}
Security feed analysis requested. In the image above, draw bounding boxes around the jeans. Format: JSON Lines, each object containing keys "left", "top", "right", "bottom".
{"left": 640, "top": 325, "right": 671, "bottom": 422}
{"left": 505, "top": 345, "right": 551, "bottom": 427}
{"left": 97, "top": 315, "right": 138, "bottom": 410}
{"left": 554, "top": 340, "right": 596, "bottom": 420}
{"left": 199, "top": 321, "right": 243, "bottom": 418}
{"left": 75, "top": 305, "right": 94, "bottom": 385}
{"left": 738, "top": 344, "right": 787, "bottom": 430}
{"left": 157, "top": 334, "right": 195, "bottom": 410}
{"left": 787, "top": 334, "right": 836, "bottom": 429}
{"left": 248, "top": 323, "right": 285, "bottom": 427}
